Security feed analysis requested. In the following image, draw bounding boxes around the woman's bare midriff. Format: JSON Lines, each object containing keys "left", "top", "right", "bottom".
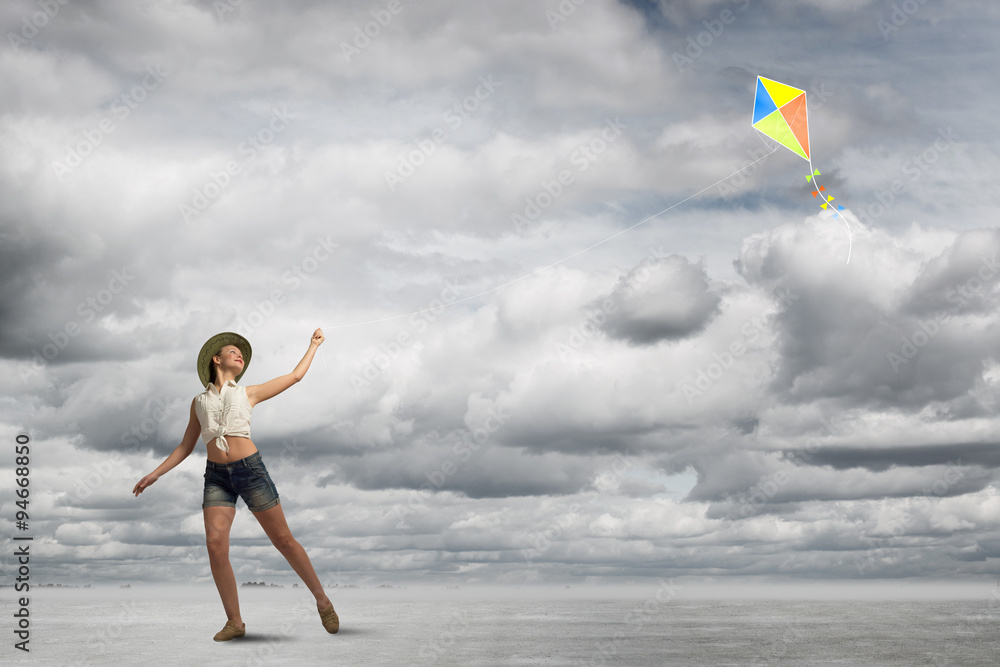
{"left": 206, "top": 436, "right": 259, "bottom": 464}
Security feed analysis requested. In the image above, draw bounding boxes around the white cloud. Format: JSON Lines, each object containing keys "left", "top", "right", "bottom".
{"left": 3, "top": 0, "right": 998, "bottom": 588}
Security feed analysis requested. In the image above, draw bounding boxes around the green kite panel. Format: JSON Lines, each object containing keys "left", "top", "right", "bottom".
{"left": 753, "top": 109, "right": 807, "bottom": 160}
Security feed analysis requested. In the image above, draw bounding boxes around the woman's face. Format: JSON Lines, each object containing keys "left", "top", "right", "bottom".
{"left": 214, "top": 345, "right": 244, "bottom": 376}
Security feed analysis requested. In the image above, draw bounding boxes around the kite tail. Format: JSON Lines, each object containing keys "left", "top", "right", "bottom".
{"left": 806, "top": 160, "right": 852, "bottom": 265}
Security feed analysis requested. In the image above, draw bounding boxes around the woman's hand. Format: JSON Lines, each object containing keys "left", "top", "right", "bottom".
{"left": 311, "top": 328, "right": 325, "bottom": 347}
{"left": 133, "top": 472, "right": 160, "bottom": 497}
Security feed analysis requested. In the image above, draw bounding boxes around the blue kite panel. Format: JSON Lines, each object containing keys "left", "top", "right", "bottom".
{"left": 752, "top": 77, "right": 778, "bottom": 124}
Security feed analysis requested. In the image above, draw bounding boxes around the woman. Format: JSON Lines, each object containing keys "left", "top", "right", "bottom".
{"left": 132, "top": 329, "right": 339, "bottom": 641}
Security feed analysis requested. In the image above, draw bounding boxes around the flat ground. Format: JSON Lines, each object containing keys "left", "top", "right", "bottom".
{"left": 6, "top": 584, "right": 1000, "bottom": 665}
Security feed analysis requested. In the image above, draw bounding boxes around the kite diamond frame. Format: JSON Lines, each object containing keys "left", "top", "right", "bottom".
{"left": 753, "top": 76, "right": 810, "bottom": 160}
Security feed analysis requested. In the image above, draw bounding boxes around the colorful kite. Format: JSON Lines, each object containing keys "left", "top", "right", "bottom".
{"left": 752, "top": 76, "right": 851, "bottom": 263}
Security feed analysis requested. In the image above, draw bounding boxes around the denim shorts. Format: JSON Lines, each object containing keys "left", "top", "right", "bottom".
{"left": 203, "top": 450, "right": 280, "bottom": 512}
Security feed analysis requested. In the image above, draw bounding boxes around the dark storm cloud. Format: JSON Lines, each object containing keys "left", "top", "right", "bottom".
{"left": 899, "top": 229, "right": 1000, "bottom": 318}
{"left": 732, "top": 412, "right": 759, "bottom": 434}
{"left": 0, "top": 226, "right": 59, "bottom": 352}
{"left": 0, "top": 226, "right": 148, "bottom": 365}
{"left": 599, "top": 255, "right": 722, "bottom": 345}
{"left": 688, "top": 448, "right": 996, "bottom": 506}
{"left": 797, "top": 441, "right": 1000, "bottom": 472}
{"left": 332, "top": 442, "right": 602, "bottom": 499}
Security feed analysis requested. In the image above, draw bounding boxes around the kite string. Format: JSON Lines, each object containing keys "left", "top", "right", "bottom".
{"left": 324, "top": 145, "right": 779, "bottom": 331}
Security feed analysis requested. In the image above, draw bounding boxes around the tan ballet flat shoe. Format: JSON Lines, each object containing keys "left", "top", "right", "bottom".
{"left": 213, "top": 619, "right": 246, "bottom": 641}
{"left": 318, "top": 603, "right": 339, "bottom": 634}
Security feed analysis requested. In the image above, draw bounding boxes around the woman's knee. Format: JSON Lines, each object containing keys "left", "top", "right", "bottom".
{"left": 271, "top": 533, "right": 297, "bottom": 552}
{"left": 206, "top": 532, "right": 230, "bottom": 554}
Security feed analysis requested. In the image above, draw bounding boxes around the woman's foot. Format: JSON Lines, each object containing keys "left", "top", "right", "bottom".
{"left": 213, "top": 619, "right": 246, "bottom": 641}
{"left": 317, "top": 599, "right": 339, "bottom": 634}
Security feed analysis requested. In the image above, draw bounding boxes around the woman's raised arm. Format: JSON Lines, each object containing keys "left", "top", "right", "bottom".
{"left": 246, "top": 329, "right": 325, "bottom": 407}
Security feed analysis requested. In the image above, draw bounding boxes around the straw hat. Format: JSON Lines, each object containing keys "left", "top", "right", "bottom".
{"left": 197, "top": 332, "right": 252, "bottom": 387}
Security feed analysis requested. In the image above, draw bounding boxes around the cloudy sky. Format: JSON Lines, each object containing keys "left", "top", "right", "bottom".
{"left": 3, "top": 0, "right": 1000, "bottom": 590}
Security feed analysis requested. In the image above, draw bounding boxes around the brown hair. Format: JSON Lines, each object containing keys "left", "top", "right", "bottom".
{"left": 208, "top": 346, "right": 222, "bottom": 385}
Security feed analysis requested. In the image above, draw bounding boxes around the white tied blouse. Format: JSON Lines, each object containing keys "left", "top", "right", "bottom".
{"left": 194, "top": 380, "right": 252, "bottom": 453}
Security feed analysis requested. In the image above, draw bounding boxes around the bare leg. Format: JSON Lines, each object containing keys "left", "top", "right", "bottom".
{"left": 204, "top": 506, "right": 245, "bottom": 627}
{"left": 252, "top": 502, "right": 332, "bottom": 609}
